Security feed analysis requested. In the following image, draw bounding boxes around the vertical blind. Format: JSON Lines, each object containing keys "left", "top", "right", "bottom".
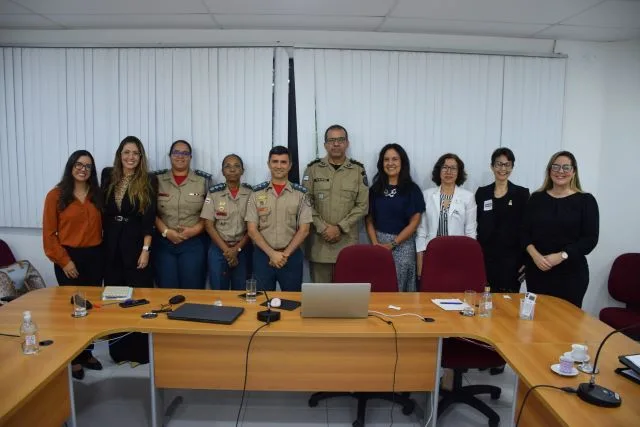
{"left": 0, "top": 47, "right": 278, "bottom": 227}
{"left": 294, "top": 48, "right": 566, "bottom": 195}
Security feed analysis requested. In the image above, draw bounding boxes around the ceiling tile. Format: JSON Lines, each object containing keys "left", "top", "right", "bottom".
{"left": 380, "top": 17, "right": 548, "bottom": 37}
{"left": 204, "top": 0, "right": 394, "bottom": 16}
{"left": 12, "top": 0, "right": 209, "bottom": 14}
{"left": 44, "top": 14, "right": 218, "bottom": 29}
{"left": 0, "top": 13, "right": 61, "bottom": 28}
{"left": 391, "top": 0, "right": 602, "bottom": 24}
{"left": 561, "top": 0, "right": 640, "bottom": 28}
{"left": 535, "top": 24, "right": 640, "bottom": 42}
{"left": 215, "top": 14, "right": 383, "bottom": 31}
{"left": 0, "top": 1, "right": 32, "bottom": 13}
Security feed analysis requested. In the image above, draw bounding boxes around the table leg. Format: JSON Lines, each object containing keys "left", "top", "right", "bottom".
{"left": 67, "top": 364, "right": 77, "bottom": 427}
{"left": 431, "top": 337, "right": 443, "bottom": 427}
{"left": 509, "top": 370, "right": 518, "bottom": 427}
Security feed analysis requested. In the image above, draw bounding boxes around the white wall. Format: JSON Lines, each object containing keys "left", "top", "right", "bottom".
{"left": 1, "top": 31, "right": 639, "bottom": 315}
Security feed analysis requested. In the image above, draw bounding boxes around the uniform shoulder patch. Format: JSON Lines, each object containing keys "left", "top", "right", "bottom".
{"left": 194, "top": 169, "right": 212, "bottom": 179}
{"left": 151, "top": 169, "right": 169, "bottom": 176}
{"left": 241, "top": 183, "right": 253, "bottom": 190}
{"left": 253, "top": 181, "right": 269, "bottom": 191}
{"left": 349, "top": 158, "right": 365, "bottom": 168}
{"left": 291, "top": 183, "right": 308, "bottom": 194}
{"left": 306, "top": 158, "right": 322, "bottom": 168}
{"left": 209, "top": 183, "right": 227, "bottom": 193}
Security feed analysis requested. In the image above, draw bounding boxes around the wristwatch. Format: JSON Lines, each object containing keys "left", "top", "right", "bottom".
{"left": 161, "top": 228, "right": 169, "bottom": 238}
{"left": 561, "top": 251, "right": 568, "bottom": 260}
{"left": 142, "top": 245, "right": 150, "bottom": 252}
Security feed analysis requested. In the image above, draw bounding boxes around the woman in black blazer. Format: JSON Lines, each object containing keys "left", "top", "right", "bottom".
{"left": 101, "top": 136, "right": 157, "bottom": 365}
{"left": 101, "top": 136, "right": 157, "bottom": 288}
{"left": 475, "top": 148, "right": 530, "bottom": 293}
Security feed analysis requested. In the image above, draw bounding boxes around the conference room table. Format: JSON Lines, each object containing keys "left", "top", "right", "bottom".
{"left": 0, "top": 287, "right": 638, "bottom": 427}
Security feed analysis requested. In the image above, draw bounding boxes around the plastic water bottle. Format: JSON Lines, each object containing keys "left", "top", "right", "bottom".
{"left": 20, "top": 311, "right": 39, "bottom": 355}
{"left": 478, "top": 286, "right": 493, "bottom": 318}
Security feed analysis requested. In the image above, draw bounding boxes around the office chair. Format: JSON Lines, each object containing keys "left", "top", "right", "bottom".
{"left": 420, "top": 236, "right": 503, "bottom": 427}
{"left": 308, "top": 244, "right": 416, "bottom": 427}
{"left": 599, "top": 253, "right": 640, "bottom": 340}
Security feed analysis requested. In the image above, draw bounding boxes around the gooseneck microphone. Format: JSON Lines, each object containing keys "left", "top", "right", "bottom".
{"left": 576, "top": 322, "right": 640, "bottom": 408}
{"left": 257, "top": 288, "right": 281, "bottom": 323}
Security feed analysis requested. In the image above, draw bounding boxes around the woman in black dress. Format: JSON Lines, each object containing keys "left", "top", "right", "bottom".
{"left": 476, "top": 148, "right": 530, "bottom": 293}
{"left": 522, "top": 151, "right": 599, "bottom": 307}
{"left": 102, "top": 136, "right": 157, "bottom": 364}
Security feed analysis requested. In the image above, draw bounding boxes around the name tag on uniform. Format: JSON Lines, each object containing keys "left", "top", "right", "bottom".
{"left": 189, "top": 192, "right": 204, "bottom": 196}
{"left": 483, "top": 200, "right": 493, "bottom": 211}
{"left": 158, "top": 192, "right": 170, "bottom": 197}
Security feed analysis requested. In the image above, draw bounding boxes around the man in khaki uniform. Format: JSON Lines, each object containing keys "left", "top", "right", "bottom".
{"left": 153, "top": 140, "right": 212, "bottom": 289}
{"left": 201, "top": 154, "right": 253, "bottom": 290}
{"left": 245, "top": 146, "right": 312, "bottom": 291}
{"left": 302, "top": 125, "right": 369, "bottom": 283}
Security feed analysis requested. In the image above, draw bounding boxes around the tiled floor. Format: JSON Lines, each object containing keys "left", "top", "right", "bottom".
{"left": 70, "top": 341, "right": 516, "bottom": 427}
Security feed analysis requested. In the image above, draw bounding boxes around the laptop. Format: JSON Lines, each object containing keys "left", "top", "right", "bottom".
{"left": 300, "top": 283, "right": 371, "bottom": 318}
{"left": 167, "top": 303, "right": 244, "bottom": 325}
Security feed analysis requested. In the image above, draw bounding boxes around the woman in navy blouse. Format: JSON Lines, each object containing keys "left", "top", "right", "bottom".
{"left": 366, "top": 144, "right": 425, "bottom": 292}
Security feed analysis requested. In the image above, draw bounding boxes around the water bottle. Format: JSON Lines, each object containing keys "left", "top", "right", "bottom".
{"left": 478, "top": 286, "right": 493, "bottom": 318}
{"left": 20, "top": 311, "right": 39, "bottom": 355}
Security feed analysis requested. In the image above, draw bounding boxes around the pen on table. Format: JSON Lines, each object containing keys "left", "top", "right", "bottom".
{"left": 440, "top": 302, "right": 463, "bottom": 305}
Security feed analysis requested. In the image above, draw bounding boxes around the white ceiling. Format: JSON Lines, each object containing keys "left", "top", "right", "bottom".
{"left": 1, "top": 0, "right": 639, "bottom": 43}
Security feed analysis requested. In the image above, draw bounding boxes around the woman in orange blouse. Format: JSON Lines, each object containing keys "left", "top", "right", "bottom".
{"left": 43, "top": 149, "right": 103, "bottom": 380}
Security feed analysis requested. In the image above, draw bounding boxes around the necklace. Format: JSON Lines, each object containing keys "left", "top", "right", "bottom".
{"left": 384, "top": 187, "right": 397, "bottom": 198}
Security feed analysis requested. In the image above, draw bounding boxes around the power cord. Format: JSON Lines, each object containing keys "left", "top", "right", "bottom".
{"left": 515, "top": 385, "right": 576, "bottom": 427}
{"left": 368, "top": 314, "right": 398, "bottom": 427}
{"left": 368, "top": 310, "right": 433, "bottom": 322}
{"left": 235, "top": 322, "right": 271, "bottom": 427}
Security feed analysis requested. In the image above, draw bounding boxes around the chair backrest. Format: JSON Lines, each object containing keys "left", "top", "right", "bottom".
{"left": 420, "top": 236, "right": 487, "bottom": 292}
{"left": 0, "top": 240, "right": 16, "bottom": 267}
{"left": 608, "top": 253, "right": 640, "bottom": 306}
{"left": 333, "top": 244, "right": 398, "bottom": 292}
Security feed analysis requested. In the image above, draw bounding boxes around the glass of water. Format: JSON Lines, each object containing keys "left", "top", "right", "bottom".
{"left": 72, "top": 290, "right": 88, "bottom": 318}
{"left": 245, "top": 279, "right": 257, "bottom": 303}
{"left": 463, "top": 290, "right": 476, "bottom": 316}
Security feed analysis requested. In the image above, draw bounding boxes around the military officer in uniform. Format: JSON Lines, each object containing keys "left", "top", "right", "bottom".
{"left": 302, "top": 124, "right": 369, "bottom": 283}
{"left": 245, "top": 146, "right": 312, "bottom": 292}
{"left": 201, "top": 154, "right": 253, "bottom": 290}
{"left": 153, "top": 140, "right": 211, "bottom": 289}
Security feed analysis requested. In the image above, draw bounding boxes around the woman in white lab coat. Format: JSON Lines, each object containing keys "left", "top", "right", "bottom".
{"left": 416, "top": 153, "right": 477, "bottom": 278}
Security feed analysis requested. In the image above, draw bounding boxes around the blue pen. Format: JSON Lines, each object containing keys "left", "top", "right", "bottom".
{"left": 440, "top": 302, "right": 462, "bottom": 305}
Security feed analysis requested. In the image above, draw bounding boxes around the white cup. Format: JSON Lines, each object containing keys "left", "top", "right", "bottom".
{"left": 559, "top": 355, "right": 574, "bottom": 374}
{"left": 571, "top": 344, "right": 588, "bottom": 362}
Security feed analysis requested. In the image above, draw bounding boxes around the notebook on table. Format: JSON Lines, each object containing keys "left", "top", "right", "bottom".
{"left": 101, "top": 286, "right": 133, "bottom": 301}
{"left": 167, "top": 303, "right": 244, "bottom": 325}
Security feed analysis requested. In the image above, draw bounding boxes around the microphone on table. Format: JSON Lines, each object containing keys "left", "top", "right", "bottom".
{"left": 576, "top": 322, "right": 640, "bottom": 408}
{"left": 257, "top": 288, "right": 281, "bottom": 324}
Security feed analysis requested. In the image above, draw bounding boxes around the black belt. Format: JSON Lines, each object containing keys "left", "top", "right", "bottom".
{"left": 112, "top": 215, "right": 130, "bottom": 222}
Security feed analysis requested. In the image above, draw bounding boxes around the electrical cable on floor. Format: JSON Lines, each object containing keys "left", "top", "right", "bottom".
{"left": 368, "top": 313, "right": 398, "bottom": 427}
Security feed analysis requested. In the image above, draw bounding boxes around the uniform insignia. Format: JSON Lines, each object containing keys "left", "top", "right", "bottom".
{"left": 291, "top": 183, "right": 308, "bottom": 193}
{"left": 253, "top": 181, "right": 269, "bottom": 191}
{"left": 304, "top": 193, "right": 313, "bottom": 207}
{"left": 151, "top": 169, "right": 169, "bottom": 176}
{"left": 306, "top": 158, "right": 322, "bottom": 168}
{"left": 194, "top": 169, "right": 212, "bottom": 179}
{"left": 303, "top": 175, "right": 309, "bottom": 181}
{"left": 209, "top": 183, "right": 227, "bottom": 193}
{"left": 350, "top": 159, "right": 365, "bottom": 168}
{"left": 204, "top": 198, "right": 212, "bottom": 204}
{"left": 241, "top": 183, "right": 253, "bottom": 190}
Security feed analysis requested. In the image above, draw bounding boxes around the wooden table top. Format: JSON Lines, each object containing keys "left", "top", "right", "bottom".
{"left": 0, "top": 287, "right": 638, "bottom": 426}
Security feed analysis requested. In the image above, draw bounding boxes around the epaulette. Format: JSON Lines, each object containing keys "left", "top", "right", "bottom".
{"left": 349, "top": 159, "right": 365, "bottom": 168}
{"left": 241, "top": 183, "right": 253, "bottom": 190}
{"left": 291, "top": 183, "right": 308, "bottom": 193}
{"left": 194, "top": 169, "right": 212, "bottom": 179}
{"left": 306, "top": 158, "right": 322, "bottom": 168}
{"left": 209, "top": 183, "right": 227, "bottom": 193}
{"left": 151, "top": 169, "right": 169, "bottom": 176}
{"left": 253, "top": 181, "right": 269, "bottom": 191}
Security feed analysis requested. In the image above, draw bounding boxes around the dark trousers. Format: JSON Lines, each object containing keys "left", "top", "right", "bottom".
{"left": 154, "top": 233, "right": 207, "bottom": 289}
{"left": 252, "top": 247, "right": 303, "bottom": 292}
{"left": 103, "top": 248, "right": 153, "bottom": 287}
{"left": 208, "top": 243, "right": 249, "bottom": 290}
{"left": 54, "top": 245, "right": 102, "bottom": 365}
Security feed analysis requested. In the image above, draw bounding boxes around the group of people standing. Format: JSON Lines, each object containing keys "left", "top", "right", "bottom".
{"left": 42, "top": 125, "right": 599, "bottom": 377}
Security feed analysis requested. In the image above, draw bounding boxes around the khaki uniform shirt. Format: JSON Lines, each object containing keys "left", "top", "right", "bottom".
{"left": 302, "top": 157, "right": 369, "bottom": 263}
{"left": 200, "top": 183, "right": 253, "bottom": 243}
{"left": 155, "top": 169, "right": 211, "bottom": 229}
{"left": 245, "top": 181, "right": 313, "bottom": 250}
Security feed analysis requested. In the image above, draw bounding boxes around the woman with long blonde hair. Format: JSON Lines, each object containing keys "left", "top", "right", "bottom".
{"left": 101, "top": 136, "right": 157, "bottom": 364}
{"left": 522, "top": 151, "right": 599, "bottom": 307}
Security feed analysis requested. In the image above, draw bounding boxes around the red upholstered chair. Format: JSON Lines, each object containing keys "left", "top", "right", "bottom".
{"left": 308, "top": 244, "right": 415, "bottom": 427}
{"left": 599, "top": 253, "right": 640, "bottom": 340}
{"left": 0, "top": 239, "right": 16, "bottom": 267}
{"left": 420, "top": 236, "right": 504, "bottom": 427}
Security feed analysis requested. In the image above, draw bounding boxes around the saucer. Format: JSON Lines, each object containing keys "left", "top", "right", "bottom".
{"left": 551, "top": 363, "right": 579, "bottom": 377}
{"left": 563, "top": 351, "right": 590, "bottom": 363}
